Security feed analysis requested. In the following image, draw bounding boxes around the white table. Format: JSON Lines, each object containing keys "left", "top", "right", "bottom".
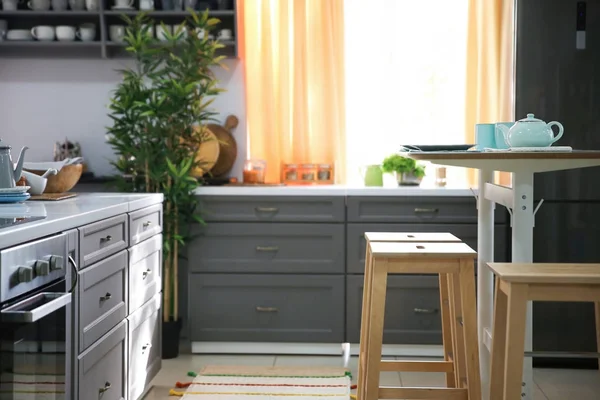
{"left": 403, "top": 151, "right": 600, "bottom": 400}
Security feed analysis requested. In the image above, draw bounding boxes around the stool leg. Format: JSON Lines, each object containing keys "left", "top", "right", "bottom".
{"left": 449, "top": 272, "right": 467, "bottom": 388}
{"left": 438, "top": 273, "right": 456, "bottom": 388}
{"left": 363, "top": 259, "right": 388, "bottom": 400}
{"left": 358, "top": 245, "right": 374, "bottom": 400}
{"left": 503, "top": 283, "right": 528, "bottom": 400}
{"left": 458, "top": 259, "right": 481, "bottom": 400}
{"left": 490, "top": 279, "right": 508, "bottom": 400}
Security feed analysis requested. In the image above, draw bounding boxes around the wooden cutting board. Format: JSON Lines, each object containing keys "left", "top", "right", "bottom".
{"left": 29, "top": 193, "right": 78, "bottom": 201}
{"left": 208, "top": 115, "right": 239, "bottom": 177}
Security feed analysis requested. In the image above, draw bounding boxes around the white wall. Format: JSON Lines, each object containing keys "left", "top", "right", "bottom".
{"left": 0, "top": 57, "right": 247, "bottom": 178}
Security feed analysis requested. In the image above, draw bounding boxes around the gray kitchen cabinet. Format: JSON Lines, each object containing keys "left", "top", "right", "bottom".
{"left": 198, "top": 196, "right": 345, "bottom": 222}
{"left": 188, "top": 223, "right": 345, "bottom": 274}
{"left": 346, "top": 223, "right": 508, "bottom": 273}
{"left": 188, "top": 274, "right": 345, "bottom": 343}
{"left": 79, "top": 214, "right": 129, "bottom": 268}
{"left": 346, "top": 275, "right": 442, "bottom": 344}
{"left": 78, "top": 320, "right": 127, "bottom": 400}
{"left": 128, "top": 235, "right": 162, "bottom": 313}
{"left": 78, "top": 250, "right": 128, "bottom": 352}
{"left": 128, "top": 293, "right": 162, "bottom": 400}
{"left": 347, "top": 196, "right": 508, "bottom": 224}
{"left": 129, "top": 204, "right": 163, "bottom": 246}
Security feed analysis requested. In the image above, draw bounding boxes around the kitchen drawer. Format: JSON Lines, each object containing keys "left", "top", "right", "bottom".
{"left": 347, "top": 223, "right": 509, "bottom": 273}
{"left": 129, "top": 234, "right": 162, "bottom": 313}
{"left": 189, "top": 274, "right": 344, "bottom": 342}
{"left": 347, "top": 196, "right": 508, "bottom": 224}
{"left": 79, "top": 250, "right": 128, "bottom": 352}
{"left": 346, "top": 275, "right": 442, "bottom": 344}
{"left": 79, "top": 214, "right": 128, "bottom": 268}
{"left": 198, "top": 196, "right": 345, "bottom": 222}
{"left": 128, "top": 293, "right": 161, "bottom": 400}
{"left": 129, "top": 204, "right": 163, "bottom": 246}
{"left": 78, "top": 320, "right": 127, "bottom": 400}
{"left": 188, "top": 223, "right": 344, "bottom": 274}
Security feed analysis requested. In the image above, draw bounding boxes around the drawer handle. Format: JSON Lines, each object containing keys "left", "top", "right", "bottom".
{"left": 142, "top": 343, "right": 152, "bottom": 351}
{"left": 256, "top": 246, "right": 279, "bottom": 252}
{"left": 414, "top": 208, "right": 439, "bottom": 214}
{"left": 255, "top": 207, "right": 278, "bottom": 213}
{"left": 256, "top": 306, "right": 278, "bottom": 313}
{"left": 100, "top": 292, "right": 112, "bottom": 302}
{"left": 142, "top": 269, "right": 152, "bottom": 278}
{"left": 414, "top": 308, "right": 438, "bottom": 314}
{"left": 100, "top": 235, "right": 113, "bottom": 243}
{"left": 143, "top": 221, "right": 152, "bottom": 228}
{"left": 99, "top": 381, "right": 111, "bottom": 393}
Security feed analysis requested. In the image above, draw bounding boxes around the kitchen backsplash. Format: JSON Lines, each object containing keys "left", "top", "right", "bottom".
{"left": 0, "top": 58, "right": 246, "bottom": 178}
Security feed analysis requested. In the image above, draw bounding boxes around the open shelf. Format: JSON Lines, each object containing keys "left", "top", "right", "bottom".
{"left": 103, "top": 9, "right": 233, "bottom": 16}
{"left": 0, "top": 40, "right": 102, "bottom": 46}
{"left": 0, "top": 10, "right": 101, "bottom": 16}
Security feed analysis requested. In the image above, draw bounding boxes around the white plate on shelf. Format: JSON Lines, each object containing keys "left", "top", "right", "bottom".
{"left": 0, "top": 186, "right": 30, "bottom": 194}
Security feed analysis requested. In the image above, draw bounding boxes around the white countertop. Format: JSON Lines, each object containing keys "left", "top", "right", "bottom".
{"left": 194, "top": 184, "right": 476, "bottom": 197}
{"left": 0, "top": 193, "right": 163, "bottom": 249}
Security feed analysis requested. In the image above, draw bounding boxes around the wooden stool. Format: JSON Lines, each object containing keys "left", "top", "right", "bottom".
{"left": 488, "top": 263, "right": 600, "bottom": 400}
{"left": 358, "top": 241, "right": 481, "bottom": 400}
{"left": 359, "top": 232, "right": 463, "bottom": 394}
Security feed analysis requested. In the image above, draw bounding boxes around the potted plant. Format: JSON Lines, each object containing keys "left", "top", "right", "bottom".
{"left": 106, "top": 10, "right": 225, "bottom": 359}
{"left": 381, "top": 154, "right": 426, "bottom": 186}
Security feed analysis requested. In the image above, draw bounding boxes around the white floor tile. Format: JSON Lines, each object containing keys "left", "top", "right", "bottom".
{"left": 534, "top": 368, "right": 600, "bottom": 400}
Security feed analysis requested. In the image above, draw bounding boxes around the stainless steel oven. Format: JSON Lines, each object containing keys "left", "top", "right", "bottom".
{"left": 0, "top": 232, "right": 75, "bottom": 400}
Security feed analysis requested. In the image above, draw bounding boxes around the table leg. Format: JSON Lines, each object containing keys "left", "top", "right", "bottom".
{"left": 478, "top": 168, "right": 495, "bottom": 400}
{"left": 511, "top": 172, "right": 534, "bottom": 400}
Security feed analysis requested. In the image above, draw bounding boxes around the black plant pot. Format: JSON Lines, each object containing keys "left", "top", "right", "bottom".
{"left": 162, "top": 319, "right": 182, "bottom": 359}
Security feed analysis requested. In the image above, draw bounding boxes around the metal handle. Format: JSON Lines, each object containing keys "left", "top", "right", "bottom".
{"left": 1, "top": 292, "right": 72, "bottom": 323}
{"left": 255, "top": 207, "right": 278, "bottom": 213}
{"left": 143, "top": 221, "right": 152, "bottom": 228}
{"left": 100, "top": 235, "right": 113, "bottom": 243}
{"left": 99, "top": 381, "right": 112, "bottom": 394}
{"left": 142, "top": 269, "right": 152, "bottom": 278}
{"left": 256, "top": 306, "right": 278, "bottom": 313}
{"left": 414, "top": 308, "right": 438, "bottom": 314}
{"left": 414, "top": 208, "right": 439, "bottom": 214}
{"left": 256, "top": 246, "right": 279, "bottom": 252}
{"left": 100, "top": 292, "right": 112, "bottom": 302}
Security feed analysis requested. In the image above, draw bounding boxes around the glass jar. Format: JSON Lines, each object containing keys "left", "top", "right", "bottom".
{"left": 243, "top": 159, "right": 267, "bottom": 184}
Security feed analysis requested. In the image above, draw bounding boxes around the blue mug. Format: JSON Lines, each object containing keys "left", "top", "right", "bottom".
{"left": 475, "top": 124, "right": 496, "bottom": 150}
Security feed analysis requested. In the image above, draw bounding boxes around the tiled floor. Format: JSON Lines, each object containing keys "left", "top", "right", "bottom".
{"left": 144, "top": 354, "right": 600, "bottom": 399}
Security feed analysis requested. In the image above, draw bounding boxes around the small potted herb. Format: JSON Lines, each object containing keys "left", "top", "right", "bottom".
{"left": 381, "top": 154, "right": 426, "bottom": 186}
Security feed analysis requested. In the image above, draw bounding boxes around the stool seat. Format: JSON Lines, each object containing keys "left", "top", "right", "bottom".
{"left": 370, "top": 241, "right": 476, "bottom": 258}
{"left": 488, "top": 262, "right": 600, "bottom": 284}
{"left": 365, "top": 232, "right": 461, "bottom": 242}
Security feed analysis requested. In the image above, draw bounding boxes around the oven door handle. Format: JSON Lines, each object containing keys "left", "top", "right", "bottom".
{"left": 1, "top": 292, "right": 72, "bottom": 323}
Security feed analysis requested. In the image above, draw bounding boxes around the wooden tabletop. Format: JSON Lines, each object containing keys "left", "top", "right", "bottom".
{"left": 403, "top": 150, "right": 600, "bottom": 161}
{"left": 487, "top": 263, "right": 600, "bottom": 284}
{"left": 365, "top": 232, "right": 461, "bottom": 242}
{"left": 370, "top": 241, "right": 476, "bottom": 258}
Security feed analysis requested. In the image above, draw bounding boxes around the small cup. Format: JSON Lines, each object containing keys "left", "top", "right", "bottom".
{"left": 77, "top": 23, "right": 96, "bottom": 42}
{"left": 113, "top": 0, "right": 132, "bottom": 7}
{"left": 475, "top": 123, "right": 496, "bottom": 150}
{"left": 56, "top": 25, "right": 76, "bottom": 41}
{"left": 51, "top": 0, "right": 67, "bottom": 10}
{"left": 31, "top": 25, "right": 55, "bottom": 41}
{"left": 139, "top": 0, "right": 153, "bottom": 9}
{"left": 156, "top": 24, "right": 172, "bottom": 41}
{"left": 2, "top": 0, "right": 20, "bottom": 10}
{"left": 85, "top": 0, "right": 97, "bottom": 10}
{"left": 109, "top": 24, "right": 126, "bottom": 42}
{"left": 68, "top": 0, "right": 84, "bottom": 10}
{"left": 217, "top": 28, "right": 232, "bottom": 40}
{"left": 27, "top": 0, "right": 50, "bottom": 10}
{"left": 141, "top": 24, "right": 154, "bottom": 38}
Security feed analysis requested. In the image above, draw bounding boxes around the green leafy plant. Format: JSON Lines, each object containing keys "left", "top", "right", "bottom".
{"left": 381, "top": 154, "right": 426, "bottom": 178}
{"left": 106, "top": 10, "right": 225, "bottom": 326}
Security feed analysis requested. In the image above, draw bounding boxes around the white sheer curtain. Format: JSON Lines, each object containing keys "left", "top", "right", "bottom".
{"left": 344, "top": 0, "right": 470, "bottom": 186}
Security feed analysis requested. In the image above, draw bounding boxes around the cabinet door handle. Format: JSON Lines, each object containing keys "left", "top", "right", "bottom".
{"left": 255, "top": 207, "right": 278, "bottom": 213}
{"left": 100, "top": 235, "right": 113, "bottom": 243}
{"left": 414, "top": 308, "right": 438, "bottom": 314}
{"left": 142, "top": 343, "right": 152, "bottom": 351}
{"left": 100, "top": 292, "right": 112, "bottom": 302}
{"left": 414, "top": 208, "right": 439, "bottom": 214}
{"left": 142, "top": 269, "right": 152, "bottom": 278}
{"left": 256, "top": 306, "right": 278, "bottom": 313}
{"left": 256, "top": 246, "right": 279, "bottom": 252}
{"left": 99, "top": 381, "right": 111, "bottom": 393}
{"left": 143, "top": 221, "right": 152, "bottom": 228}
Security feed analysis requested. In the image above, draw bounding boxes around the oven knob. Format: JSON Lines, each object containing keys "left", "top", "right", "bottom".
{"left": 17, "top": 266, "right": 33, "bottom": 283}
{"left": 50, "top": 255, "right": 65, "bottom": 271}
{"left": 35, "top": 260, "right": 51, "bottom": 276}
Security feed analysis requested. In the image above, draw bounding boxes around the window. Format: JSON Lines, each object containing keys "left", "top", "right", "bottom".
{"left": 344, "top": 0, "right": 470, "bottom": 186}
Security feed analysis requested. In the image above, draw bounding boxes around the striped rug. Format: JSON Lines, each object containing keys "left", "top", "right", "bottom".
{"left": 170, "top": 366, "right": 352, "bottom": 400}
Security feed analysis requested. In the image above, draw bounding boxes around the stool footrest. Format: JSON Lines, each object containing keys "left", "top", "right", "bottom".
{"left": 379, "top": 387, "right": 468, "bottom": 399}
{"left": 380, "top": 360, "right": 454, "bottom": 372}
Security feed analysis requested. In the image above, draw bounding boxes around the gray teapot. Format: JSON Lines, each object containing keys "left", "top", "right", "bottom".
{"left": 0, "top": 139, "right": 28, "bottom": 189}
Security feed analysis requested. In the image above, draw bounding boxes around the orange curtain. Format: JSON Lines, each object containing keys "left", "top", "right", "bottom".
{"left": 239, "top": 0, "right": 346, "bottom": 183}
{"left": 464, "top": 0, "right": 515, "bottom": 186}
